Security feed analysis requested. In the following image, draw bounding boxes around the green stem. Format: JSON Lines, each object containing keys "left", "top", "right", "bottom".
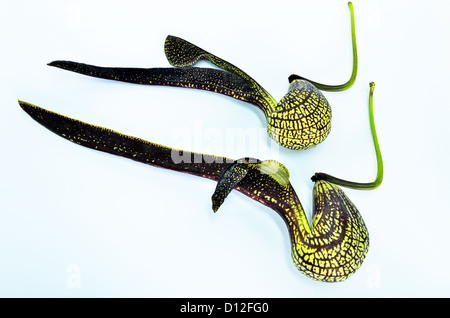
{"left": 289, "top": 2, "right": 357, "bottom": 92}
{"left": 311, "top": 82, "right": 383, "bottom": 190}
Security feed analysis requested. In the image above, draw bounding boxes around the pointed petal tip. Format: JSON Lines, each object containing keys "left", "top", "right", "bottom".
{"left": 47, "top": 60, "right": 70, "bottom": 68}
{"left": 18, "top": 100, "right": 42, "bottom": 119}
{"left": 18, "top": 100, "right": 31, "bottom": 110}
{"left": 211, "top": 198, "right": 221, "bottom": 213}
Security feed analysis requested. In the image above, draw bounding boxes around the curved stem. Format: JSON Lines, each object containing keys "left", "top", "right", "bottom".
{"left": 311, "top": 82, "right": 383, "bottom": 190}
{"left": 288, "top": 2, "right": 357, "bottom": 92}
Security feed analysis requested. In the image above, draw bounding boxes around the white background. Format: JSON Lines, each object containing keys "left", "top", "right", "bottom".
{"left": 1, "top": 0, "right": 450, "bottom": 297}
